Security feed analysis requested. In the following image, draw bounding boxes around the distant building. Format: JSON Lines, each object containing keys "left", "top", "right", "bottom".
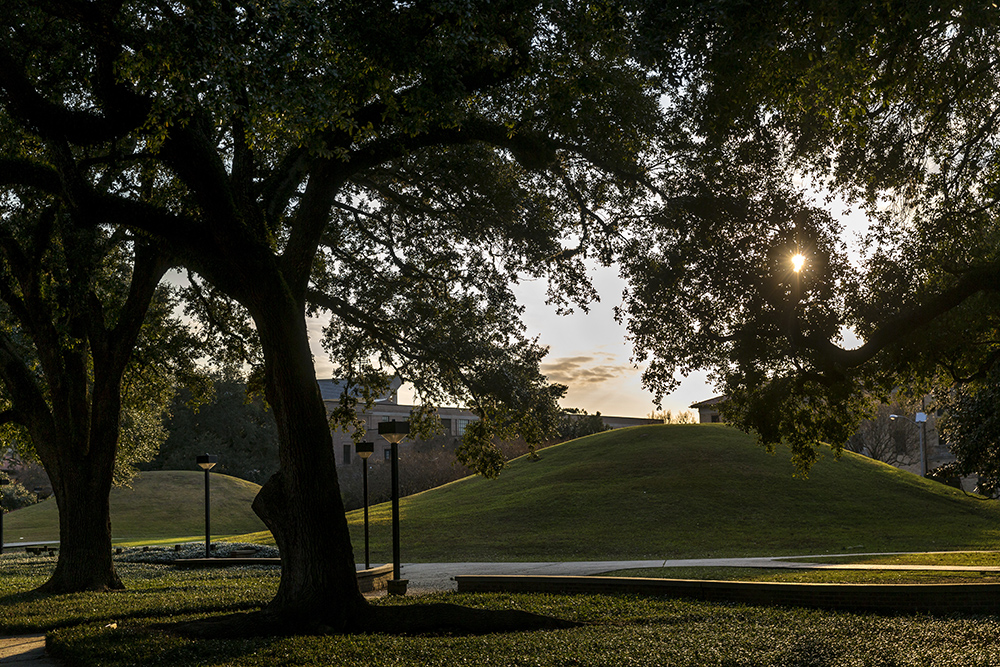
{"left": 600, "top": 415, "right": 662, "bottom": 429}
{"left": 690, "top": 396, "right": 727, "bottom": 424}
{"left": 318, "top": 379, "right": 660, "bottom": 465}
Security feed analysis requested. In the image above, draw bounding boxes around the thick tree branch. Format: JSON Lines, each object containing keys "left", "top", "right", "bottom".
{"left": 0, "top": 43, "right": 148, "bottom": 146}
{"left": 281, "top": 161, "right": 345, "bottom": 298}
{"left": 0, "top": 158, "right": 63, "bottom": 193}
{"left": 88, "top": 240, "right": 171, "bottom": 375}
{"left": 795, "top": 261, "right": 1000, "bottom": 371}
{"left": 0, "top": 330, "right": 54, "bottom": 440}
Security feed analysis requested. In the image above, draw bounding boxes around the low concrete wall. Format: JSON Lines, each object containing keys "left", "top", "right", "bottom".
{"left": 455, "top": 575, "right": 1000, "bottom": 615}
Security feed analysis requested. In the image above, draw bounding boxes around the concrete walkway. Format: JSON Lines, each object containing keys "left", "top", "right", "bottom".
{"left": 398, "top": 552, "right": 1000, "bottom": 593}
{"left": 0, "top": 635, "right": 54, "bottom": 665}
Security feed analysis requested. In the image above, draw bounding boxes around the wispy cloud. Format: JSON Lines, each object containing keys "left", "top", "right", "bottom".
{"left": 540, "top": 354, "right": 633, "bottom": 387}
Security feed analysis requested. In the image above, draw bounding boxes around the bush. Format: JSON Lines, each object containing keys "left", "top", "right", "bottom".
{"left": 1, "top": 476, "right": 38, "bottom": 512}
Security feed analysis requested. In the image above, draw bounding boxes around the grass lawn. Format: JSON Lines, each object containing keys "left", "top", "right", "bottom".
{"left": 7, "top": 424, "right": 1000, "bottom": 664}
{"left": 331, "top": 425, "right": 1000, "bottom": 562}
{"left": 781, "top": 551, "right": 1000, "bottom": 567}
{"left": 2, "top": 555, "right": 1000, "bottom": 667}
{"left": 598, "top": 565, "right": 1000, "bottom": 584}
{"left": 10, "top": 426, "right": 1000, "bottom": 564}
{"left": 3, "top": 471, "right": 267, "bottom": 543}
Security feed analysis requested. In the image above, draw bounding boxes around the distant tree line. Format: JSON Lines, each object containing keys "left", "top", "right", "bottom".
{"left": 139, "top": 373, "right": 279, "bottom": 485}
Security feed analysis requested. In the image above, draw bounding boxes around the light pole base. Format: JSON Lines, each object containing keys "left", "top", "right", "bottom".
{"left": 387, "top": 578, "right": 409, "bottom": 596}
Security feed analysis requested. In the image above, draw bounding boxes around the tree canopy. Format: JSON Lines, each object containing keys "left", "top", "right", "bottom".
{"left": 0, "top": 0, "right": 663, "bottom": 631}
{"left": 622, "top": 0, "right": 1000, "bottom": 469}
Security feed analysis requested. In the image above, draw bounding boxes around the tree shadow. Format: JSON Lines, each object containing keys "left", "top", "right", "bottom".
{"left": 166, "top": 602, "right": 583, "bottom": 639}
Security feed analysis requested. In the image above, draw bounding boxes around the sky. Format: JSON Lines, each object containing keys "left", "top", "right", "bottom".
{"left": 307, "top": 263, "right": 714, "bottom": 419}
{"left": 307, "top": 198, "right": 871, "bottom": 420}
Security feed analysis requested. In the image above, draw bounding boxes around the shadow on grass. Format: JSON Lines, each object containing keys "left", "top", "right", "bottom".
{"left": 164, "top": 602, "right": 582, "bottom": 639}
{"left": 48, "top": 618, "right": 284, "bottom": 667}
{"left": 0, "top": 588, "right": 266, "bottom": 635}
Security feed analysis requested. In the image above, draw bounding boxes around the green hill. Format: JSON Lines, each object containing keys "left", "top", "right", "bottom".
{"left": 344, "top": 424, "right": 1000, "bottom": 562}
{"left": 11, "top": 426, "right": 1000, "bottom": 561}
{"left": 3, "top": 470, "right": 267, "bottom": 544}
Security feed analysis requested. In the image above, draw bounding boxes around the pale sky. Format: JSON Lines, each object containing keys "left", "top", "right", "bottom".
{"left": 308, "top": 263, "right": 714, "bottom": 419}
{"left": 308, "top": 198, "right": 870, "bottom": 420}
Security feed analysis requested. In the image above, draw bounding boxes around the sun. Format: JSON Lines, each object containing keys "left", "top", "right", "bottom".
{"left": 791, "top": 253, "right": 806, "bottom": 273}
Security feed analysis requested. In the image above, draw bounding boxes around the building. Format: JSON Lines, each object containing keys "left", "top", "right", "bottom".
{"left": 319, "top": 379, "right": 659, "bottom": 466}
{"left": 690, "top": 396, "right": 727, "bottom": 423}
{"left": 319, "top": 379, "right": 488, "bottom": 466}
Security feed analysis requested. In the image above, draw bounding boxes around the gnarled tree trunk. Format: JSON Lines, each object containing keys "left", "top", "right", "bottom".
{"left": 33, "top": 382, "right": 124, "bottom": 593}
{"left": 248, "top": 292, "right": 367, "bottom": 631}
{"left": 38, "top": 447, "right": 122, "bottom": 593}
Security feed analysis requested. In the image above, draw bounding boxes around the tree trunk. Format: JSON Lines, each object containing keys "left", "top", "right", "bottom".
{"left": 248, "top": 294, "right": 368, "bottom": 631}
{"left": 35, "top": 434, "right": 123, "bottom": 593}
{"left": 34, "top": 367, "right": 126, "bottom": 593}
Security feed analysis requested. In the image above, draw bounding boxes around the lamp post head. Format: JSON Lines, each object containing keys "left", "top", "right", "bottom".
{"left": 378, "top": 419, "right": 409, "bottom": 444}
{"left": 889, "top": 414, "right": 900, "bottom": 421}
{"left": 196, "top": 454, "right": 217, "bottom": 471}
{"left": 355, "top": 441, "right": 375, "bottom": 460}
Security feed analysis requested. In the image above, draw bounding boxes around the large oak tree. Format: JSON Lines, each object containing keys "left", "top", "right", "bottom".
{"left": 0, "top": 196, "right": 184, "bottom": 592}
{"left": 624, "top": 0, "right": 1000, "bottom": 469}
{"left": 0, "top": 0, "right": 661, "bottom": 631}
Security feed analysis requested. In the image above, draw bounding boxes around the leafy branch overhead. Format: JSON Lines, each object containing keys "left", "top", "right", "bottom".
{"left": 0, "top": 0, "right": 664, "bottom": 629}
{"left": 624, "top": 0, "right": 1000, "bottom": 470}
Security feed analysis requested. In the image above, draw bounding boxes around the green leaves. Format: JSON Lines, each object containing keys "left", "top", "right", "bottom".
{"left": 622, "top": 0, "right": 1000, "bottom": 469}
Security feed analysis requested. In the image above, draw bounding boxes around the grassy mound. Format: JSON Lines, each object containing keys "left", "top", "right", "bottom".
{"left": 3, "top": 470, "right": 267, "bottom": 543}
{"left": 340, "top": 424, "right": 1000, "bottom": 561}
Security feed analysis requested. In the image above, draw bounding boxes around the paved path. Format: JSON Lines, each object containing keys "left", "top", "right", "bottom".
{"left": 398, "top": 552, "right": 1000, "bottom": 594}
{"left": 0, "top": 635, "right": 55, "bottom": 665}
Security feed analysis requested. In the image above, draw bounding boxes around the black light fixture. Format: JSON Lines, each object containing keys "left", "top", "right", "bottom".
{"left": 378, "top": 419, "right": 409, "bottom": 594}
{"left": 196, "top": 454, "right": 217, "bottom": 558}
{"left": 355, "top": 441, "right": 375, "bottom": 569}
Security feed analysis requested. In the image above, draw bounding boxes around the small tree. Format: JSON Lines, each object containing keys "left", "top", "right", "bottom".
{"left": 936, "top": 363, "right": 1000, "bottom": 496}
{"left": 557, "top": 408, "right": 611, "bottom": 440}
{"left": 845, "top": 403, "right": 921, "bottom": 468}
{"left": 649, "top": 409, "right": 697, "bottom": 424}
{"left": 143, "top": 372, "right": 279, "bottom": 485}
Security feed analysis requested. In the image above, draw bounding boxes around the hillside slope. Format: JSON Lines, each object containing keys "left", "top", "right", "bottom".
{"left": 3, "top": 470, "right": 267, "bottom": 543}
{"left": 348, "top": 424, "right": 1000, "bottom": 561}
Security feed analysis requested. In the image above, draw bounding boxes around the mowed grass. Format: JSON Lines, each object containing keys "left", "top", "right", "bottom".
{"left": 3, "top": 470, "right": 268, "bottom": 543}
{"left": 2, "top": 554, "right": 999, "bottom": 667}
{"left": 338, "top": 424, "right": 1000, "bottom": 562}
{"left": 7, "top": 425, "right": 1000, "bottom": 666}
{"left": 10, "top": 425, "right": 1000, "bottom": 563}
{"left": 35, "top": 586, "right": 1000, "bottom": 667}
{"left": 599, "top": 566, "right": 1000, "bottom": 584}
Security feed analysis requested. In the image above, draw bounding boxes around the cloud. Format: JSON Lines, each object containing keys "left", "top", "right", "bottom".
{"left": 540, "top": 354, "right": 633, "bottom": 387}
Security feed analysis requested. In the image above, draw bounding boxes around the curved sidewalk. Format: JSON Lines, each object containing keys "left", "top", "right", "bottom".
{"left": 400, "top": 553, "right": 1000, "bottom": 616}
{"left": 400, "top": 551, "right": 1000, "bottom": 593}
{"left": 0, "top": 634, "right": 57, "bottom": 665}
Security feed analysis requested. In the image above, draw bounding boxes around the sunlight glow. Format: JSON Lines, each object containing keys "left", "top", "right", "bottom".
{"left": 791, "top": 253, "right": 806, "bottom": 273}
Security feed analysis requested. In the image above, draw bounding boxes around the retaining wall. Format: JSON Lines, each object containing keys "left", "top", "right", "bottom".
{"left": 455, "top": 575, "right": 1000, "bottom": 615}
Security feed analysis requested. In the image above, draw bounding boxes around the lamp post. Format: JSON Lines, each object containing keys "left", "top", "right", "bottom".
{"left": 196, "top": 454, "right": 217, "bottom": 557}
{"left": 355, "top": 441, "right": 375, "bottom": 569}
{"left": 378, "top": 419, "right": 409, "bottom": 595}
{"left": 890, "top": 412, "right": 928, "bottom": 476}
